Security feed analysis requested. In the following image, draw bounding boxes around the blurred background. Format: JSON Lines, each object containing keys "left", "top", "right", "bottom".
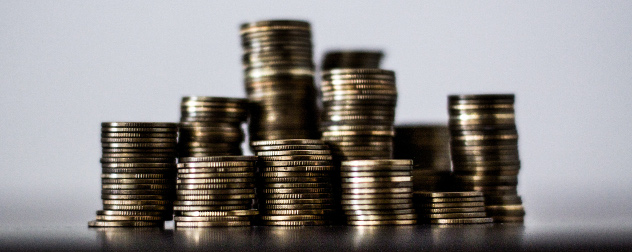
{"left": 1, "top": 1, "right": 631, "bottom": 227}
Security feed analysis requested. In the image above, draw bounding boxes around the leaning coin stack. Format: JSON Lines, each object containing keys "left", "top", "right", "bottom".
{"left": 252, "top": 139, "right": 335, "bottom": 226}
{"left": 89, "top": 122, "right": 178, "bottom": 228}
{"left": 178, "top": 97, "right": 248, "bottom": 157}
{"left": 448, "top": 94, "right": 525, "bottom": 223}
{"left": 413, "top": 191, "right": 493, "bottom": 224}
{"left": 320, "top": 69, "right": 397, "bottom": 161}
{"left": 340, "top": 160, "right": 416, "bottom": 226}
{"left": 321, "top": 50, "right": 384, "bottom": 71}
{"left": 241, "top": 20, "right": 320, "bottom": 143}
{"left": 173, "top": 156, "right": 258, "bottom": 227}
{"left": 394, "top": 124, "right": 453, "bottom": 191}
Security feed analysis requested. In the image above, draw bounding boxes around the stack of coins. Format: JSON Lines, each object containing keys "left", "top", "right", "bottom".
{"left": 340, "top": 160, "right": 416, "bottom": 226}
{"left": 321, "top": 50, "right": 383, "bottom": 71}
{"left": 413, "top": 191, "right": 493, "bottom": 224}
{"left": 320, "top": 69, "right": 397, "bottom": 161}
{"left": 241, "top": 20, "right": 319, "bottom": 143}
{"left": 251, "top": 139, "right": 335, "bottom": 226}
{"left": 89, "top": 122, "right": 178, "bottom": 228}
{"left": 448, "top": 94, "right": 524, "bottom": 223}
{"left": 174, "top": 156, "right": 258, "bottom": 227}
{"left": 394, "top": 124, "right": 452, "bottom": 191}
{"left": 178, "top": 97, "right": 248, "bottom": 157}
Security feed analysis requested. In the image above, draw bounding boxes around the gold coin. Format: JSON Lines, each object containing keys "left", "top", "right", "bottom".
{"left": 176, "top": 183, "right": 255, "bottom": 190}
{"left": 101, "top": 178, "right": 173, "bottom": 184}
{"left": 342, "top": 204, "right": 413, "bottom": 211}
{"left": 259, "top": 215, "right": 326, "bottom": 221}
{"left": 88, "top": 220, "right": 163, "bottom": 227}
{"left": 416, "top": 202, "right": 485, "bottom": 208}
{"left": 250, "top": 139, "right": 324, "bottom": 146}
{"left": 176, "top": 189, "right": 254, "bottom": 195}
{"left": 340, "top": 171, "right": 410, "bottom": 177}
{"left": 263, "top": 198, "right": 333, "bottom": 205}
{"left": 413, "top": 191, "right": 483, "bottom": 198}
{"left": 173, "top": 205, "right": 248, "bottom": 211}
{"left": 101, "top": 194, "right": 173, "bottom": 200}
{"left": 346, "top": 214, "right": 417, "bottom": 221}
{"left": 253, "top": 144, "right": 329, "bottom": 151}
{"left": 96, "top": 215, "right": 164, "bottom": 221}
{"left": 485, "top": 204, "right": 524, "bottom": 211}
{"left": 102, "top": 200, "right": 171, "bottom": 205}
{"left": 261, "top": 177, "right": 331, "bottom": 183}
{"left": 177, "top": 194, "right": 255, "bottom": 201}
{"left": 263, "top": 183, "right": 330, "bottom": 189}
{"left": 101, "top": 189, "right": 172, "bottom": 195}
{"left": 97, "top": 210, "right": 169, "bottom": 216}
{"left": 256, "top": 150, "right": 331, "bottom": 156}
{"left": 429, "top": 217, "right": 493, "bottom": 224}
{"left": 101, "top": 184, "right": 174, "bottom": 190}
{"left": 262, "top": 193, "right": 332, "bottom": 199}
{"left": 414, "top": 197, "right": 485, "bottom": 203}
{"left": 102, "top": 122, "right": 177, "bottom": 128}
{"left": 341, "top": 181, "right": 413, "bottom": 189}
{"left": 259, "top": 155, "right": 332, "bottom": 161}
{"left": 259, "top": 220, "right": 328, "bottom": 226}
{"left": 421, "top": 212, "right": 488, "bottom": 219}
{"left": 175, "top": 221, "right": 251, "bottom": 227}
{"left": 175, "top": 210, "right": 259, "bottom": 217}
{"left": 262, "top": 161, "right": 333, "bottom": 167}
{"left": 342, "top": 176, "right": 411, "bottom": 183}
{"left": 174, "top": 216, "right": 251, "bottom": 222}
{"left": 177, "top": 172, "right": 254, "bottom": 179}
{"left": 177, "top": 178, "right": 255, "bottom": 184}
{"left": 341, "top": 198, "right": 412, "bottom": 205}
{"left": 101, "top": 143, "right": 177, "bottom": 148}
{"left": 102, "top": 168, "right": 175, "bottom": 174}
{"left": 177, "top": 162, "right": 255, "bottom": 168}
{"left": 417, "top": 207, "right": 486, "bottom": 214}
{"left": 260, "top": 204, "right": 333, "bottom": 210}
{"left": 102, "top": 205, "right": 171, "bottom": 211}
{"left": 344, "top": 209, "right": 415, "bottom": 216}
{"left": 342, "top": 188, "right": 412, "bottom": 194}
{"left": 101, "top": 137, "right": 176, "bottom": 143}
{"left": 341, "top": 193, "right": 412, "bottom": 200}
{"left": 340, "top": 165, "right": 411, "bottom": 172}
{"left": 101, "top": 132, "right": 177, "bottom": 138}
{"left": 101, "top": 153, "right": 176, "bottom": 158}
{"left": 179, "top": 156, "right": 258, "bottom": 162}
{"left": 173, "top": 200, "right": 251, "bottom": 206}
{"left": 261, "top": 209, "right": 332, "bottom": 215}
{"left": 101, "top": 173, "right": 173, "bottom": 179}
{"left": 177, "top": 167, "right": 254, "bottom": 173}
{"left": 102, "top": 163, "right": 176, "bottom": 168}
{"left": 347, "top": 219, "right": 416, "bottom": 226}
{"left": 101, "top": 127, "right": 177, "bottom": 133}
{"left": 341, "top": 159, "right": 412, "bottom": 167}
{"left": 259, "top": 171, "right": 330, "bottom": 178}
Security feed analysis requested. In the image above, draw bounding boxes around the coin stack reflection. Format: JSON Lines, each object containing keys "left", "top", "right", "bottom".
{"left": 89, "top": 122, "right": 178, "bottom": 228}
{"left": 252, "top": 139, "right": 335, "bottom": 226}
{"left": 340, "top": 160, "right": 416, "bottom": 226}
{"left": 448, "top": 94, "right": 525, "bottom": 223}
{"left": 413, "top": 191, "right": 493, "bottom": 224}
{"left": 178, "top": 97, "right": 248, "bottom": 157}
{"left": 320, "top": 69, "right": 397, "bottom": 161}
{"left": 321, "top": 51, "right": 383, "bottom": 71}
{"left": 394, "top": 124, "right": 452, "bottom": 191}
{"left": 241, "top": 20, "right": 319, "bottom": 143}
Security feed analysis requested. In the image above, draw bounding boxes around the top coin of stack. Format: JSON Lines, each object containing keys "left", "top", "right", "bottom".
{"left": 394, "top": 124, "right": 452, "bottom": 191}
{"left": 340, "top": 159, "right": 416, "bottom": 226}
{"left": 89, "top": 122, "right": 178, "bottom": 228}
{"left": 321, "top": 50, "right": 383, "bottom": 71}
{"left": 174, "top": 156, "right": 259, "bottom": 227}
{"left": 241, "top": 20, "right": 319, "bottom": 143}
{"left": 251, "top": 139, "right": 336, "bottom": 226}
{"left": 320, "top": 69, "right": 398, "bottom": 161}
{"left": 448, "top": 94, "right": 525, "bottom": 223}
{"left": 178, "top": 97, "right": 248, "bottom": 157}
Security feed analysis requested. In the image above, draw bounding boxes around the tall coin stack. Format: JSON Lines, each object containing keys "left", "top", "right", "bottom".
{"left": 241, "top": 20, "right": 320, "bottom": 143}
{"left": 413, "top": 191, "right": 493, "bottom": 224}
{"left": 394, "top": 124, "right": 453, "bottom": 191}
{"left": 89, "top": 122, "right": 178, "bottom": 228}
{"left": 340, "top": 160, "right": 416, "bottom": 226}
{"left": 448, "top": 94, "right": 524, "bottom": 223}
{"left": 174, "top": 156, "right": 258, "bottom": 227}
{"left": 320, "top": 69, "right": 397, "bottom": 161}
{"left": 321, "top": 50, "right": 383, "bottom": 71}
{"left": 251, "top": 139, "right": 335, "bottom": 226}
{"left": 178, "top": 97, "right": 248, "bottom": 157}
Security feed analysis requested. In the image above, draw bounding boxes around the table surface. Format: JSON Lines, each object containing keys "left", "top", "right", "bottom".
{"left": 2, "top": 221, "right": 632, "bottom": 251}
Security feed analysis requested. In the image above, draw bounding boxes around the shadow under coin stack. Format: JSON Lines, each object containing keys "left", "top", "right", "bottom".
{"left": 340, "top": 160, "right": 416, "bottom": 226}
{"left": 89, "top": 122, "right": 178, "bottom": 228}
{"left": 321, "top": 51, "right": 384, "bottom": 71}
{"left": 174, "top": 156, "right": 258, "bottom": 227}
{"left": 252, "top": 139, "right": 335, "bottom": 226}
{"left": 241, "top": 20, "right": 319, "bottom": 143}
{"left": 448, "top": 94, "right": 525, "bottom": 223}
{"left": 413, "top": 191, "right": 493, "bottom": 224}
{"left": 178, "top": 97, "right": 248, "bottom": 157}
{"left": 320, "top": 69, "right": 397, "bottom": 161}
{"left": 394, "top": 124, "right": 453, "bottom": 191}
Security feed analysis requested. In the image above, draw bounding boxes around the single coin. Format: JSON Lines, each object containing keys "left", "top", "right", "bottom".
{"left": 177, "top": 194, "right": 255, "bottom": 201}
{"left": 340, "top": 198, "right": 412, "bottom": 205}
{"left": 262, "top": 188, "right": 331, "bottom": 194}
{"left": 101, "top": 143, "right": 177, "bottom": 148}
{"left": 340, "top": 165, "right": 411, "bottom": 172}
{"left": 101, "top": 189, "right": 173, "bottom": 195}
{"left": 253, "top": 144, "right": 329, "bottom": 151}
{"left": 259, "top": 204, "right": 333, "bottom": 210}
{"left": 342, "top": 188, "right": 412, "bottom": 194}
{"left": 102, "top": 122, "right": 177, "bottom": 128}
{"left": 174, "top": 200, "right": 251, "bottom": 206}
{"left": 101, "top": 137, "right": 176, "bottom": 143}
{"left": 97, "top": 210, "right": 169, "bottom": 216}
{"left": 102, "top": 163, "right": 176, "bottom": 168}
{"left": 102, "top": 127, "right": 177, "bottom": 133}
{"left": 259, "top": 220, "right": 328, "bottom": 226}
{"left": 341, "top": 181, "right": 413, "bottom": 189}
{"left": 174, "top": 216, "right": 251, "bottom": 222}
{"left": 413, "top": 191, "right": 483, "bottom": 198}
{"left": 341, "top": 193, "right": 412, "bottom": 200}
{"left": 262, "top": 193, "right": 332, "bottom": 199}
{"left": 417, "top": 207, "right": 486, "bottom": 214}
{"left": 175, "top": 221, "right": 250, "bottom": 227}
{"left": 261, "top": 166, "right": 334, "bottom": 172}
{"left": 346, "top": 214, "right": 417, "bottom": 221}
{"left": 101, "top": 173, "right": 172, "bottom": 179}
{"left": 177, "top": 178, "right": 255, "bottom": 184}
{"left": 95, "top": 215, "right": 165, "bottom": 221}
{"left": 102, "top": 184, "right": 175, "bottom": 190}
{"left": 177, "top": 167, "right": 254, "bottom": 173}
{"left": 102, "top": 200, "right": 171, "bottom": 205}
{"left": 176, "top": 183, "right": 255, "bottom": 190}
{"left": 428, "top": 217, "right": 494, "bottom": 224}
{"left": 176, "top": 189, "right": 254, "bottom": 195}
{"left": 261, "top": 209, "right": 332, "bottom": 215}
{"left": 101, "top": 132, "right": 177, "bottom": 138}
{"left": 259, "top": 215, "right": 326, "bottom": 221}
{"left": 259, "top": 171, "right": 330, "bottom": 178}
{"left": 261, "top": 177, "right": 331, "bottom": 183}
{"left": 251, "top": 139, "right": 324, "bottom": 147}
{"left": 101, "top": 194, "right": 173, "bottom": 200}
{"left": 263, "top": 183, "right": 330, "bottom": 189}
{"left": 102, "top": 178, "right": 173, "bottom": 184}
{"left": 342, "top": 204, "right": 413, "bottom": 211}
{"left": 347, "top": 219, "right": 416, "bottom": 226}
{"left": 342, "top": 176, "right": 411, "bottom": 183}
{"left": 263, "top": 198, "right": 332, "bottom": 205}
{"left": 414, "top": 197, "right": 485, "bottom": 203}
{"left": 344, "top": 209, "right": 415, "bottom": 216}
{"left": 100, "top": 157, "right": 175, "bottom": 163}
{"left": 102, "top": 148, "right": 177, "bottom": 153}
{"left": 256, "top": 150, "right": 331, "bottom": 156}
{"left": 173, "top": 205, "right": 249, "bottom": 211}
{"left": 88, "top": 220, "right": 163, "bottom": 227}
{"left": 102, "top": 204, "right": 171, "bottom": 211}
{"left": 101, "top": 153, "right": 176, "bottom": 158}
{"left": 177, "top": 172, "right": 254, "bottom": 179}
{"left": 421, "top": 212, "right": 488, "bottom": 219}
{"left": 340, "top": 171, "right": 411, "bottom": 177}
{"left": 175, "top": 210, "right": 259, "bottom": 217}
{"left": 177, "top": 162, "right": 255, "bottom": 168}
{"left": 179, "top": 156, "right": 258, "bottom": 162}
{"left": 485, "top": 204, "right": 524, "bottom": 211}
{"left": 262, "top": 161, "right": 333, "bottom": 167}
{"left": 416, "top": 202, "right": 485, "bottom": 208}
{"left": 259, "top": 155, "right": 332, "bottom": 161}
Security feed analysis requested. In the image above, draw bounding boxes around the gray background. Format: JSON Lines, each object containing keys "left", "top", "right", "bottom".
{"left": 1, "top": 1, "right": 631, "bottom": 227}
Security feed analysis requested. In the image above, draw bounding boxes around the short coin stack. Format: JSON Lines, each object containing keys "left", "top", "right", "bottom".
{"left": 178, "top": 97, "right": 248, "bottom": 157}
{"left": 413, "top": 191, "right": 493, "bottom": 224}
{"left": 252, "top": 139, "right": 335, "bottom": 226}
{"left": 89, "top": 122, "right": 178, "bottom": 228}
{"left": 321, "top": 50, "right": 383, "bottom": 71}
{"left": 448, "top": 94, "right": 524, "bottom": 223}
{"left": 320, "top": 69, "right": 398, "bottom": 161}
{"left": 174, "top": 156, "right": 258, "bottom": 227}
{"left": 241, "top": 20, "right": 319, "bottom": 142}
{"left": 394, "top": 124, "right": 452, "bottom": 191}
{"left": 340, "top": 160, "right": 416, "bottom": 226}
